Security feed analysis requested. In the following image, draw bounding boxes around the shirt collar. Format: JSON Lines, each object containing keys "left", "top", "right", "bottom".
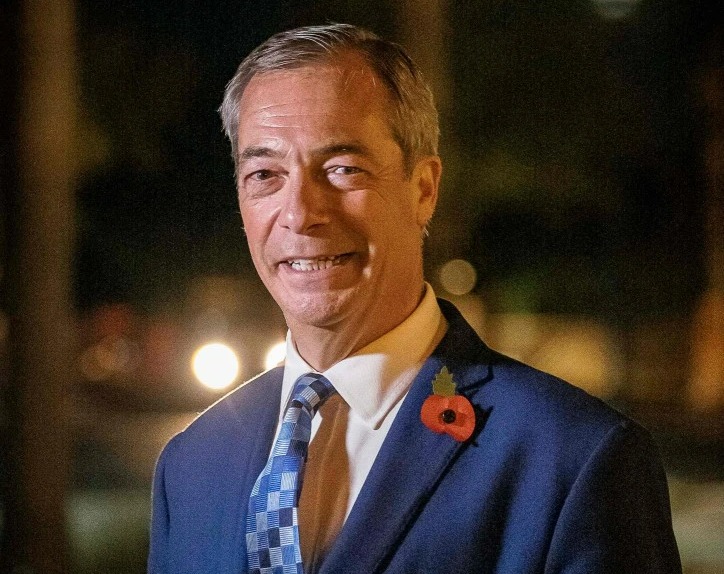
{"left": 282, "top": 284, "right": 446, "bottom": 429}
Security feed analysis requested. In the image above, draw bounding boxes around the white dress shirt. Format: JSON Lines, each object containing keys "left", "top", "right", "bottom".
{"left": 277, "top": 284, "right": 447, "bottom": 569}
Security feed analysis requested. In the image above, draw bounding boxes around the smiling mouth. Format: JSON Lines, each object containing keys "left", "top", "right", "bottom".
{"left": 286, "top": 254, "right": 350, "bottom": 271}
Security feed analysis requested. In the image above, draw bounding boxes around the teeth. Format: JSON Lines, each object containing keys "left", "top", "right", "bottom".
{"left": 288, "top": 255, "right": 344, "bottom": 271}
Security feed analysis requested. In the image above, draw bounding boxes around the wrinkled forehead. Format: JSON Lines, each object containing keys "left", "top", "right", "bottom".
{"left": 238, "top": 51, "right": 394, "bottom": 123}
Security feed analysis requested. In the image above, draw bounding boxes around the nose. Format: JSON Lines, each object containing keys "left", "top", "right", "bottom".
{"left": 277, "top": 170, "right": 330, "bottom": 233}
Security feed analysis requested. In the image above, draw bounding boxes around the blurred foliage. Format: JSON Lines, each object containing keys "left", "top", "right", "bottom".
{"left": 443, "top": 0, "right": 712, "bottom": 319}
{"left": 73, "top": 0, "right": 716, "bottom": 320}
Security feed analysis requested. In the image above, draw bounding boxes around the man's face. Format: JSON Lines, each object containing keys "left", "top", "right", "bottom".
{"left": 236, "top": 53, "right": 439, "bottom": 344}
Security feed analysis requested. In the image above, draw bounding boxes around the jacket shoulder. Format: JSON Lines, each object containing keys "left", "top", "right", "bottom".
{"left": 162, "top": 367, "right": 283, "bottom": 461}
{"left": 489, "top": 351, "right": 624, "bottom": 423}
{"left": 438, "top": 298, "right": 632, "bottom": 443}
{"left": 475, "top": 349, "right": 651, "bottom": 475}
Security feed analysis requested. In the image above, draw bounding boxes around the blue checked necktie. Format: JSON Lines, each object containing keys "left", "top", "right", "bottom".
{"left": 246, "top": 373, "right": 337, "bottom": 574}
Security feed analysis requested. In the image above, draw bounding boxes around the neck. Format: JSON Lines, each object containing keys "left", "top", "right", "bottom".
{"left": 288, "top": 284, "right": 426, "bottom": 372}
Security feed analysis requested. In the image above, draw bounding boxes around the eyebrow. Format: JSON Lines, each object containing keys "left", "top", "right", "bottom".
{"left": 314, "top": 142, "right": 372, "bottom": 158}
{"left": 238, "top": 141, "right": 373, "bottom": 165}
{"left": 238, "top": 146, "right": 281, "bottom": 163}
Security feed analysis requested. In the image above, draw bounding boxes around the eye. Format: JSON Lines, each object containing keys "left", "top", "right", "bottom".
{"left": 240, "top": 168, "right": 284, "bottom": 199}
{"left": 248, "top": 169, "right": 275, "bottom": 181}
{"left": 329, "top": 165, "right": 363, "bottom": 176}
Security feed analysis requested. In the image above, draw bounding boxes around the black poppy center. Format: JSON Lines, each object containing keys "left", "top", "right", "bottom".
{"left": 440, "top": 409, "right": 457, "bottom": 424}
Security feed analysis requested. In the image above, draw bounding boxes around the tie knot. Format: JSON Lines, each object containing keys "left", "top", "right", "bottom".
{"left": 290, "top": 372, "right": 337, "bottom": 415}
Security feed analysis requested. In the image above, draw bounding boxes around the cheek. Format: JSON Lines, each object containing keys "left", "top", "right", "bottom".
{"left": 381, "top": 181, "right": 424, "bottom": 225}
{"left": 356, "top": 203, "right": 419, "bottom": 262}
{"left": 241, "top": 197, "right": 276, "bottom": 231}
{"left": 240, "top": 209, "right": 270, "bottom": 258}
{"left": 349, "top": 188, "right": 408, "bottom": 229}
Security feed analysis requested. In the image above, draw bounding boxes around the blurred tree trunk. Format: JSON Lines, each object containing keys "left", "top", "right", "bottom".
{"left": 689, "top": 29, "right": 724, "bottom": 412}
{"left": 395, "top": 0, "right": 450, "bottom": 116}
{"left": 395, "top": 0, "right": 471, "bottom": 280}
{"left": 2, "top": 0, "right": 77, "bottom": 572}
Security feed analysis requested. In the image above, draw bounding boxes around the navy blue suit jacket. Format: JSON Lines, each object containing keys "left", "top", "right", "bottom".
{"left": 148, "top": 300, "right": 681, "bottom": 573}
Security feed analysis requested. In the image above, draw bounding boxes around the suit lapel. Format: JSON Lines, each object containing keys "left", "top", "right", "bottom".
{"left": 239, "top": 366, "right": 283, "bottom": 473}
{"left": 220, "top": 367, "right": 283, "bottom": 570}
{"left": 319, "top": 301, "right": 493, "bottom": 574}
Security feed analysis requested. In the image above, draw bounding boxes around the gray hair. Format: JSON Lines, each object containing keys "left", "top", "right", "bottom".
{"left": 219, "top": 23, "right": 439, "bottom": 174}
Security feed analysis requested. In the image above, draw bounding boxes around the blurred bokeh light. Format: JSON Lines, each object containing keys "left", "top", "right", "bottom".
{"left": 439, "top": 259, "right": 478, "bottom": 296}
{"left": 264, "top": 341, "right": 286, "bottom": 371}
{"left": 191, "top": 342, "right": 240, "bottom": 391}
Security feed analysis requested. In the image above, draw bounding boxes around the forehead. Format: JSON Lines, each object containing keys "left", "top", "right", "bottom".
{"left": 237, "top": 53, "right": 393, "bottom": 134}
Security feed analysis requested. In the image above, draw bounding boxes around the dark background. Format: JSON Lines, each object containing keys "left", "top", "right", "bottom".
{"left": 1, "top": 0, "right": 722, "bottom": 572}
{"left": 71, "top": 0, "right": 708, "bottom": 318}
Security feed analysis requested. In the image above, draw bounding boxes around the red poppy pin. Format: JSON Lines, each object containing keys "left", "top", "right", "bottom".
{"left": 420, "top": 367, "right": 475, "bottom": 442}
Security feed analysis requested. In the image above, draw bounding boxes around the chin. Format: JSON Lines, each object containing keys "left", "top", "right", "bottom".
{"left": 277, "top": 290, "right": 358, "bottom": 330}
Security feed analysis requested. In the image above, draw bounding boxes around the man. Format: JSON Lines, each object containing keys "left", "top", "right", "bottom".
{"left": 149, "top": 24, "right": 681, "bottom": 573}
